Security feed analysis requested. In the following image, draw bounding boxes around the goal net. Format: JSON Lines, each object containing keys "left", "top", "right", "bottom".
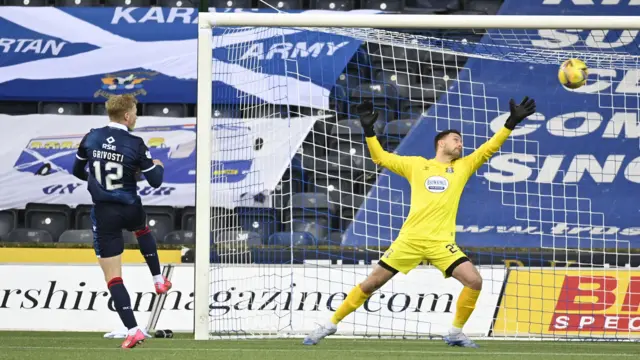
{"left": 194, "top": 12, "right": 640, "bottom": 341}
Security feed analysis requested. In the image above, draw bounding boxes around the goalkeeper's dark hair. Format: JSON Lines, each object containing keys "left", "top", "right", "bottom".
{"left": 434, "top": 129, "right": 462, "bottom": 152}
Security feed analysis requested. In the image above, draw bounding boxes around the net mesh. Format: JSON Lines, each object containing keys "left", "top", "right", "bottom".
{"left": 203, "top": 23, "right": 640, "bottom": 340}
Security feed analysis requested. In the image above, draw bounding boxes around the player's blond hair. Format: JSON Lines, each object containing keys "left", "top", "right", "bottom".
{"left": 105, "top": 94, "right": 137, "bottom": 122}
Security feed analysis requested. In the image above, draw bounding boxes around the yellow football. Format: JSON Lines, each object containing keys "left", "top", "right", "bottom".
{"left": 558, "top": 58, "right": 588, "bottom": 89}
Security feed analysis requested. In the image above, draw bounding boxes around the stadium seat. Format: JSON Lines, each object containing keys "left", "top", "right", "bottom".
{"left": 214, "top": 229, "right": 262, "bottom": 247}
{"left": 311, "top": 0, "right": 354, "bottom": 11}
{"left": 235, "top": 207, "right": 280, "bottom": 244}
{"left": 369, "top": 44, "right": 422, "bottom": 74}
{"left": 300, "top": 125, "right": 330, "bottom": 160}
{"left": 351, "top": 153, "right": 378, "bottom": 176}
{"left": 143, "top": 206, "right": 176, "bottom": 244}
{"left": 54, "top": 0, "right": 99, "bottom": 6}
{"left": 308, "top": 154, "right": 355, "bottom": 202}
{"left": 272, "top": 179, "right": 292, "bottom": 209}
{"left": 0, "top": 209, "right": 18, "bottom": 241}
{"left": 258, "top": 0, "right": 302, "bottom": 9}
{"left": 425, "top": 50, "right": 461, "bottom": 68}
{"left": 384, "top": 119, "right": 419, "bottom": 150}
{"left": 6, "top": 229, "right": 53, "bottom": 243}
{"left": 398, "top": 100, "right": 431, "bottom": 119}
{"left": 25, "top": 203, "right": 72, "bottom": 242}
{"left": 337, "top": 140, "right": 366, "bottom": 159}
{"left": 267, "top": 232, "right": 317, "bottom": 247}
{"left": 330, "top": 85, "right": 349, "bottom": 116}
{"left": 0, "top": 102, "right": 38, "bottom": 115}
{"left": 405, "top": 0, "right": 458, "bottom": 11}
{"left": 194, "top": 104, "right": 241, "bottom": 118}
{"left": 91, "top": 102, "right": 143, "bottom": 116}
{"left": 352, "top": 164, "right": 378, "bottom": 196}
{"left": 181, "top": 207, "right": 236, "bottom": 232}
{"left": 163, "top": 230, "right": 194, "bottom": 245}
{"left": 340, "top": 194, "right": 365, "bottom": 229}
{"left": 375, "top": 70, "right": 418, "bottom": 100}
{"left": 180, "top": 206, "right": 195, "bottom": 231}
{"left": 330, "top": 118, "right": 385, "bottom": 147}
{"left": 361, "top": 0, "right": 404, "bottom": 11}
{"left": 155, "top": 0, "right": 197, "bottom": 6}
{"left": 105, "top": 0, "right": 151, "bottom": 5}
{"left": 462, "top": 0, "right": 503, "bottom": 15}
{"left": 326, "top": 231, "right": 344, "bottom": 246}
{"left": 90, "top": 103, "right": 107, "bottom": 116}
{"left": 38, "top": 102, "right": 83, "bottom": 115}
{"left": 335, "top": 141, "right": 376, "bottom": 179}
{"left": 211, "top": 0, "right": 252, "bottom": 7}
{"left": 349, "top": 83, "right": 400, "bottom": 114}
{"left": 58, "top": 229, "right": 93, "bottom": 244}
{"left": 143, "top": 104, "right": 187, "bottom": 118}
{"left": 330, "top": 120, "right": 365, "bottom": 147}
{"left": 74, "top": 204, "right": 93, "bottom": 230}
{"left": 3, "top": 0, "right": 49, "bottom": 5}
{"left": 408, "top": 75, "right": 446, "bottom": 101}
{"left": 287, "top": 193, "right": 337, "bottom": 241}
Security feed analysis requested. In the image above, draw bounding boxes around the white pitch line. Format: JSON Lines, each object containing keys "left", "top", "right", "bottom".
{"left": 0, "top": 346, "right": 636, "bottom": 357}
{"left": 0, "top": 336, "right": 637, "bottom": 346}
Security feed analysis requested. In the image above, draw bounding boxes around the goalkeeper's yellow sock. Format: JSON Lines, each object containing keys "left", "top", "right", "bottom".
{"left": 330, "top": 284, "right": 371, "bottom": 325}
{"left": 452, "top": 287, "right": 481, "bottom": 330}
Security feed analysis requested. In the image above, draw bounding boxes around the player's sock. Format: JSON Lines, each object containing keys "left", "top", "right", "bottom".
{"left": 135, "top": 227, "right": 162, "bottom": 280}
{"left": 330, "top": 284, "right": 370, "bottom": 325}
{"left": 107, "top": 277, "right": 138, "bottom": 330}
{"left": 452, "top": 286, "right": 481, "bottom": 330}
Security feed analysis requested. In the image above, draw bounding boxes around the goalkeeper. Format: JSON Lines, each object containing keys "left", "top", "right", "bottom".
{"left": 303, "top": 97, "right": 536, "bottom": 348}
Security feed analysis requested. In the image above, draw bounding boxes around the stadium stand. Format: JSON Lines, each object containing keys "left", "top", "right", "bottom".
{"left": 0, "top": 0, "right": 504, "bottom": 250}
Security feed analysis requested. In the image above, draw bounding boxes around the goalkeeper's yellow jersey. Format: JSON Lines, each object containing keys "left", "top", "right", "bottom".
{"left": 366, "top": 127, "right": 511, "bottom": 243}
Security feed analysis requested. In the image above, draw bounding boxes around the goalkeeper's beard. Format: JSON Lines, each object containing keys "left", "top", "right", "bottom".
{"left": 446, "top": 148, "right": 462, "bottom": 160}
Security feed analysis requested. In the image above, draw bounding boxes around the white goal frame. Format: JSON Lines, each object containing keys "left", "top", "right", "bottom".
{"left": 193, "top": 12, "right": 640, "bottom": 341}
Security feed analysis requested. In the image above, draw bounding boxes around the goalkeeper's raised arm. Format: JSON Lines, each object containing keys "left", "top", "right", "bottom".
{"left": 358, "top": 102, "right": 417, "bottom": 179}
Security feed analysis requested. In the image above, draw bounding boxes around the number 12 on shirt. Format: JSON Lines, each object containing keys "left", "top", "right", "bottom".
{"left": 92, "top": 160, "right": 124, "bottom": 190}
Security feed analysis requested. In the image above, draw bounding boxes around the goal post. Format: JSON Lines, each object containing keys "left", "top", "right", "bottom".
{"left": 194, "top": 12, "right": 640, "bottom": 341}
{"left": 194, "top": 16, "right": 213, "bottom": 341}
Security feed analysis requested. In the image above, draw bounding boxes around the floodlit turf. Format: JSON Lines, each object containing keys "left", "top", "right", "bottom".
{"left": 0, "top": 331, "right": 639, "bottom": 360}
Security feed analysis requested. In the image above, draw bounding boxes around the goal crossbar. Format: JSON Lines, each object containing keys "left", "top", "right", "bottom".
{"left": 199, "top": 13, "right": 640, "bottom": 30}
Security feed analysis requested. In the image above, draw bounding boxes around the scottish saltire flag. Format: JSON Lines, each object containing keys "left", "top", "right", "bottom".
{"left": 0, "top": 7, "right": 372, "bottom": 105}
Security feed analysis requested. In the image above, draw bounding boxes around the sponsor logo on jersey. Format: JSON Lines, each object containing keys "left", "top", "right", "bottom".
{"left": 425, "top": 176, "right": 449, "bottom": 193}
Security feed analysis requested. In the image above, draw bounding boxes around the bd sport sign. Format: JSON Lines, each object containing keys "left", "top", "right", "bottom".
{"left": 492, "top": 268, "right": 640, "bottom": 338}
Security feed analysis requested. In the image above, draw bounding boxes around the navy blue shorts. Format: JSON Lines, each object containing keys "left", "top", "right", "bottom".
{"left": 90, "top": 202, "right": 146, "bottom": 258}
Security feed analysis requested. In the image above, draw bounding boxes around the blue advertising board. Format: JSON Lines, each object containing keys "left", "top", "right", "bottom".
{"left": 345, "top": 0, "right": 640, "bottom": 249}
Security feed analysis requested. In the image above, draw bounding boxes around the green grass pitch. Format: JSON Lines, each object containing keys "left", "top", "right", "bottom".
{"left": 0, "top": 332, "right": 639, "bottom": 360}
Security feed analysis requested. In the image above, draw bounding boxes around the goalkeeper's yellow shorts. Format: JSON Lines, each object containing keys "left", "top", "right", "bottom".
{"left": 379, "top": 237, "right": 470, "bottom": 278}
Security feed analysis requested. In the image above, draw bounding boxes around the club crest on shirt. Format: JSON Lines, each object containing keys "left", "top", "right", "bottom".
{"left": 425, "top": 176, "right": 449, "bottom": 193}
{"left": 446, "top": 166, "right": 454, "bottom": 173}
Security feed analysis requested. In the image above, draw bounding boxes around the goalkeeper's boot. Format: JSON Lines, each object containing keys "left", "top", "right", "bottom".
{"left": 155, "top": 276, "right": 172, "bottom": 295}
{"left": 444, "top": 331, "right": 479, "bottom": 348}
{"left": 302, "top": 322, "right": 337, "bottom": 345}
{"left": 121, "top": 328, "right": 146, "bottom": 349}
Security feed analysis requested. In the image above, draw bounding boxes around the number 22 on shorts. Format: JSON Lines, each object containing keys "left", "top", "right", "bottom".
{"left": 445, "top": 243, "right": 459, "bottom": 254}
